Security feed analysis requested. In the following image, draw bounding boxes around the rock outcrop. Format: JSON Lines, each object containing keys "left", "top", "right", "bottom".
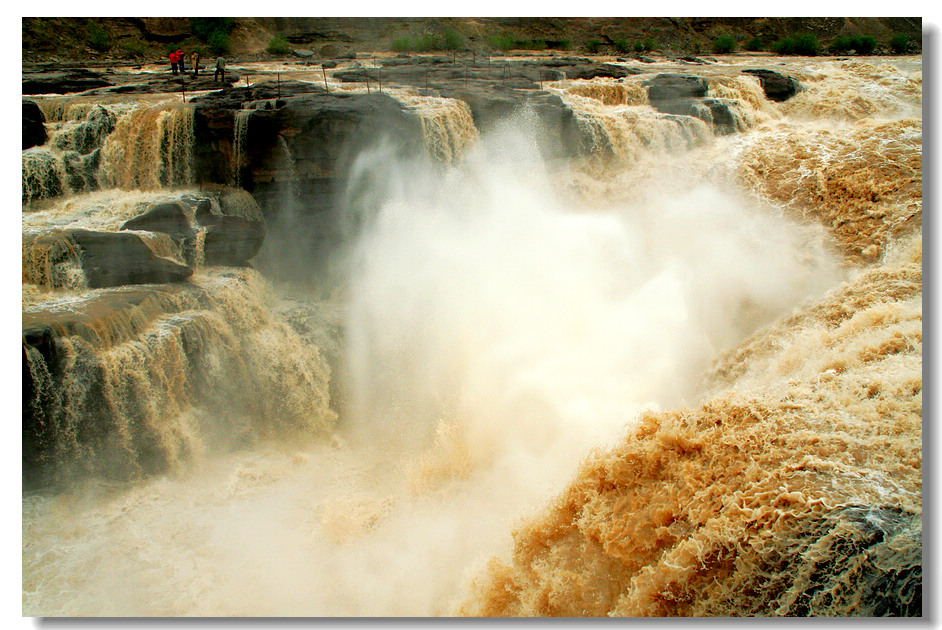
{"left": 120, "top": 201, "right": 196, "bottom": 241}
{"left": 742, "top": 68, "right": 801, "bottom": 102}
{"left": 23, "top": 100, "right": 46, "bottom": 149}
{"left": 70, "top": 229, "right": 194, "bottom": 288}
{"left": 643, "top": 73, "right": 742, "bottom": 135}
{"left": 644, "top": 73, "right": 709, "bottom": 101}
{"left": 191, "top": 84, "right": 424, "bottom": 224}
{"left": 21, "top": 188, "right": 294, "bottom": 488}
{"left": 24, "top": 190, "right": 267, "bottom": 292}
{"left": 22, "top": 68, "right": 113, "bottom": 95}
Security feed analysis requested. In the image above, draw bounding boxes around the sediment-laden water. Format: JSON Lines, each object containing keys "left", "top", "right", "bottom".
{"left": 21, "top": 55, "right": 922, "bottom": 616}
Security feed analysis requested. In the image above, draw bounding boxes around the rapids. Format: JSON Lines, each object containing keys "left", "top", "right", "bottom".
{"left": 21, "top": 55, "right": 922, "bottom": 617}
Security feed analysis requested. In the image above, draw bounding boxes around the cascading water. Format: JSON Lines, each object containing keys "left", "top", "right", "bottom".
{"left": 98, "top": 100, "right": 195, "bottom": 190}
{"left": 394, "top": 93, "right": 480, "bottom": 163}
{"left": 232, "top": 109, "right": 252, "bottom": 187}
{"left": 22, "top": 55, "right": 922, "bottom": 618}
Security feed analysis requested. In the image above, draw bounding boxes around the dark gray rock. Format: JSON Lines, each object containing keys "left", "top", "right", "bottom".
{"left": 337, "top": 60, "right": 639, "bottom": 90}
{"left": 563, "top": 63, "right": 645, "bottom": 80}
{"left": 643, "top": 75, "right": 742, "bottom": 135}
{"left": 83, "top": 72, "right": 242, "bottom": 95}
{"left": 22, "top": 68, "right": 113, "bottom": 95}
{"left": 203, "top": 216, "right": 266, "bottom": 266}
{"left": 70, "top": 229, "right": 193, "bottom": 288}
{"left": 201, "top": 190, "right": 267, "bottom": 266}
{"left": 23, "top": 100, "right": 46, "bottom": 150}
{"left": 120, "top": 201, "right": 195, "bottom": 241}
{"left": 742, "top": 68, "right": 801, "bottom": 102}
{"left": 701, "top": 98, "right": 739, "bottom": 135}
{"left": 644, "top": 74, "right": 709, "bottom": 102}
{"left": 656, "top": 97, "right": 740, "bottom": 135}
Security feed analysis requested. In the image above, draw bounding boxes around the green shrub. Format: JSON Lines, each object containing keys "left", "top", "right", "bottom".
{"left": 391, "top": 37, "right": 412, "bottom": 52}
{"left": 191, "top": 18, "right": 233, "bottom": 41}
{"left": 208, "top": 29, "right": 230, "bottom": 55}
{"left": 86, "top": 23, "right": 111, "bottom": 52}
{"left": 771, "top": 37, "right": 795, "bottom": 55}
{"left": 191, "top": 18, "right": 233, "bottom": 55}
{"left": 855, "top": 35, "right": 877, "bottom": 54}
{"left": 829, "top": 35, "right": 852, "bottom": 54}
{"left": 442, "top": 29, "right": 465, "bottom": 50}
{"left": 743, "top": 35, "right": 764, "bottom": 51}
{"left": 556, "top": 39, "right": 572, "bottom": 51}
{"left": 485, "top": 35, "right": 550, "bottom": 51}
{"left": 632, "top": 38, "right": 655, "bottom": 53}
{"left": 712, "top": 34, "right": 736, "bottom": 54}
{"left": 120, "top": 39, "right": 146, "bottom": 58}
{"left": 266, "top": 36, "right": 291, "bottom": 55}
{"left": 486, "top": 34, "right": 514, "bottom": 51}
{"left": 585, "top": 38, "right": 602, "bottom": 53}
{"left": 830, "top": 35, "right": 875, "bottom": 55}
{"left": 416, "top": 33, "right": 437, "bottom": 51}
{"left": 614, "top": 38, "right": 630, "bottom": 53}
{"left": 890, "top": 33, "right": 910, "bottom": 54}
{"left": 793, "top": 33, "right": 818, "bottom": 56}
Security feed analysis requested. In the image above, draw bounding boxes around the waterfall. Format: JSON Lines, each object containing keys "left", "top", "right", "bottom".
{"left": 21, "top": 55, "right": 922, "bottom": 618}
{"left": 23, "top": 268, "right": 336, "bottom": 488}
{"left": 232, "top": 109, "right": 252, "bottom": 187}
{"left": 551, "top": 82, "right": 714, "bottom": 162}
{"left": 22, "top": 101, "right": 126, "bottom": 204}
{"left": 99, "top": 101, "right": 195, "bottom": 190}
{"left": 393, "top": 94, "right": 479, "bottom": 163}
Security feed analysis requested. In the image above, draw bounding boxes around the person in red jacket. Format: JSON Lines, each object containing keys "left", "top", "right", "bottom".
{"left": 169, "top": 50, "right": 179, "bottom": 75}
{"left": 176, "top": 48, "right": 186, "bottom": 73}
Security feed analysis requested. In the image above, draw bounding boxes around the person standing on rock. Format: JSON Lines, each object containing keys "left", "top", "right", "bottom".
{"left": 176, "top": 48, "right": 186, "bottom": 73}
{"left": 214, "top": 56, "right": 226, "bottom": 83}
{"left": 169, "top": 50, "right": 179, "bottom": 75}
{"left": 191, "top": 51, "right": 200, "bottom": 76}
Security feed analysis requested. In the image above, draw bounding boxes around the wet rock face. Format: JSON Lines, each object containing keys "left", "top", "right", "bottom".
{"left": 643, "top": 74, "right": 743, "bottom": 135}
{"left": 203, "top": 195, "right": 266, "bottom": 267}
{"left": 22, "top": 189, "right": 275, "bottom": 488}
{"left": 644, "top": 73, "right": 710, "bottom": 101}
{"left": 120, "top": 201, "right": 195, "bottom": 241}
{"left": 742, "top": 68, "right": 801, "bottom": 102}
{"left": 440, "top": 84, "right": 591, "bottom": 157}
{"left": 191, "top": 86, "right": 425, "bottom": 220}
{"left": 652, "top": 96, "right": 741, "bottom": 135}
{"left": 24, "top": 191, "right": 268, "bottom": 293}
{"left": 70, "top": 229, "right": 194, "bottom": 288}
{"left": 23, "top": 100, "right": 47, "bottom": 150}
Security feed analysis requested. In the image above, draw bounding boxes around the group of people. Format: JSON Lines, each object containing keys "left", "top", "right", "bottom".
{"left": 168, "top": 48, "right": 226, "bottom": 82}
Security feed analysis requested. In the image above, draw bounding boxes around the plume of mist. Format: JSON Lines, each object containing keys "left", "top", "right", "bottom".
{"left": 340, "top": 117, "right": 842, "bottom": 473}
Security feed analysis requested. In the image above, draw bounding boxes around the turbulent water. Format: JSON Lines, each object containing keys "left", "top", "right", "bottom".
{"left": 21, "top": 56, "right": 922, "bottom": 616}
